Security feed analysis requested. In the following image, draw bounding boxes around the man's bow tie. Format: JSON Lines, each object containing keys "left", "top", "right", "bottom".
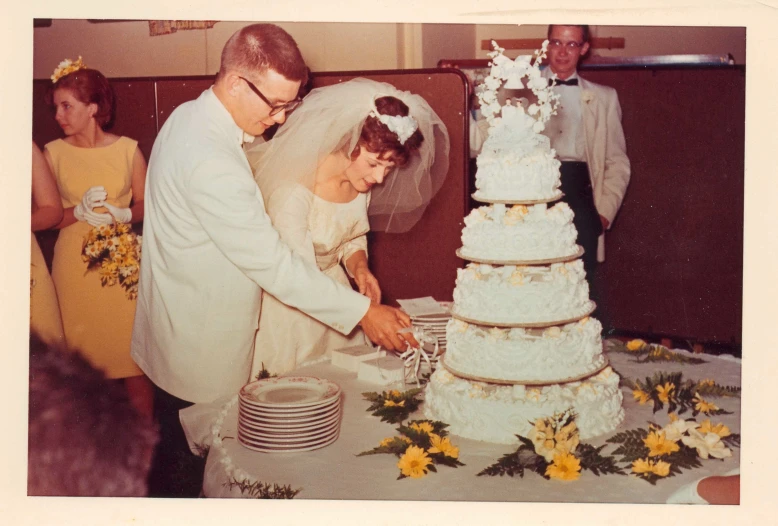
{"left": 550, "top": 78, "right": 579, "bottom": 87}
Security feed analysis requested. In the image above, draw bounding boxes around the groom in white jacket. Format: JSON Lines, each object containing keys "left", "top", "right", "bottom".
{"left": 131, "top": 24, "right": 417, "bottom": 497}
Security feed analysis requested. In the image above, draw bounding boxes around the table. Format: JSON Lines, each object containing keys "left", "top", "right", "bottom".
{"left": 180, "top": 343, "right": 740, "bottom": 502}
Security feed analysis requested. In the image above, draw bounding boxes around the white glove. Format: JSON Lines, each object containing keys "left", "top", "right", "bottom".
{"left": 82, "top": 208, "right": 114, "bottom": 227}
{"left": 101, "top": 202, "right": 132, "bottom": 224}
{"left": 73, "top": 186, "right": 107, "bottom": 223}
{"left": 82, "top": 202, "right": 133, "bottom": 227}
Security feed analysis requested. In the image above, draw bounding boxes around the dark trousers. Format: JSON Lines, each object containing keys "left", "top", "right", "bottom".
{"left": 559, "top": 161, "right": 603, "bottom": 308}
{"left": 146, "top": 384, "right": 198, "bottom": 498}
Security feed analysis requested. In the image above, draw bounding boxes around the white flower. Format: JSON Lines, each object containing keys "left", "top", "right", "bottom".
{"left": 662, "top": 419, "right": 699, "bottom": 442}
{"left": 373, "top": 113, "right": 418, "bottom": 145}
{"left": 681, "top": 428, "right": 732, "bottom": 459}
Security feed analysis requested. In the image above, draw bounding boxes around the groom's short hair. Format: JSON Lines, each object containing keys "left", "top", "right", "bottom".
{"left": 218, "top": 24, "right": 308, "bottom": 84}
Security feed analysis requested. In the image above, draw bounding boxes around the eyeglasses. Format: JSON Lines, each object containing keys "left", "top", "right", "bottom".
{"left": 548, "top": 39, "right": 584, "bottom": 50}
{"left": 238, "top": 76, "right": 302, "bottom": 116}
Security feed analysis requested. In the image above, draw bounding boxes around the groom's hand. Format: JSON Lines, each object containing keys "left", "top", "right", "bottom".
{"left": 360, "top": 304, "right": 419, "bottom": 352}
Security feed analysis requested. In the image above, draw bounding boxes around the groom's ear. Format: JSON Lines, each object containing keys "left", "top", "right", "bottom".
{"left": 220, "top": 71, "right": 242, "bottom": 97}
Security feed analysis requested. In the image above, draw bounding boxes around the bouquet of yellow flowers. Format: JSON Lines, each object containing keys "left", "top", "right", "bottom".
{"left": 358, "top": 419, "right": 464, "bottom": 480}
{"left": 81, "top": 222, "right": 142, "bottom": 300}
{"left": 479, "top": 411, "right": 624, "bottom": 481}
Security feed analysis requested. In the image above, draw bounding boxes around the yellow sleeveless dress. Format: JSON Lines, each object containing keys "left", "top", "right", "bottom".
{"left": 45, "top": 137, "right": 142, "bottom": 378}
{"left": 30, "top": 232, "right": 66, "bottom": 349}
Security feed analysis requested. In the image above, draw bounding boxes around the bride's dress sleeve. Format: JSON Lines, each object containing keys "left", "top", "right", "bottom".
{"left": 266, "top": 184, "right": 317, "bottom": 266}
{"left": 341, "top": 192, "right": 370, "bottom": 278}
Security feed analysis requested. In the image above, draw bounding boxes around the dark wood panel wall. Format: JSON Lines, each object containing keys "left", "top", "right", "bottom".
{"left": 583, "top": 67, "right": 745, "bottom": 345}
{"left": 31, "top": 66, "right": 744, "bottom": 345}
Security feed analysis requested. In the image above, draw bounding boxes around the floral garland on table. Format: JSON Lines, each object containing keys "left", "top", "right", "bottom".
{"left": 358, "top": 419, "right": 465, "bottom": 479}
{"left": 209, "top": 395, "right": 302, "bottom": 498}
{"left": 81, "top": 222, "right": 142, "bottom": 300}
{"left": 608, "top": 413, "right": 740, "bottom": 485}
{"left": 478, "top": 411, "right": 624, "bottom": 481}
{"left": 608, "top": 338, "right": 708, "bottom": 364}
{"left": 623, "top": 371, "right": 740, "bottom": 416}
{"left": 362, "top": 388, "right": 424, "bottom": 424}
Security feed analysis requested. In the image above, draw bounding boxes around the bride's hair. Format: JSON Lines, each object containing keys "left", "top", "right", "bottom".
{"left": 352, "top": 96, "right": 424, "bottom": 166}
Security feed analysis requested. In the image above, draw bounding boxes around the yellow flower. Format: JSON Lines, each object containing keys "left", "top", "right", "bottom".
{"left": 410, "top": 422, "right": 434, "bottom": 435}
{"left": 428, "top": 434, "right": 459, "bottom": 459}
{"left": 632, "top": 389, "right": 650, "bottom": 405}
{"left": 693, "top": 393, "right": 718, "bottom": 413}
{"left": 632, "top": 458, "right": 670, "bottom": 477}
{"left": 387, "top": 390, "right": 402, "bottom": 398}
{"left": 626, "top": 339, "right": 646, "bottom": 351}
{"left": 656, "top": 382, "right": 675, "bottom": 403}
{"left": 651, "top": 460, "right": 671, "bottom": 477}
{"left": 668, "top": 413, "right": 678, "bottom": 423}
{"left": 698, "top": 379, "right": 715, "bottom": 388}
{"left": 384, "top": 399, "right": 405, "bottom": 408}
{"left": 554, "top": 422, "right": 580, "bottom": 455}
{"left": 397, "top": 446, "right": 432, "bottom": 478}
{"left": 698, "top": 419, "right": 731, "bottom": 438}
{"left": 545, "top": 452, "right": 581, "bottom": 481}
{"left": 643, "top": 431, "right": 680, "bottom": 457}
{"left": 631, "top": 458, "right": 653, "bottom": 475}
{"left": 379, "top": 437, "right": 395, "bottom": 448}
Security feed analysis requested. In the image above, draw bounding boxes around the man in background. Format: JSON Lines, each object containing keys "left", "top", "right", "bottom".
{"left": 541, "top": 24, "right": 631, "bottom": 318}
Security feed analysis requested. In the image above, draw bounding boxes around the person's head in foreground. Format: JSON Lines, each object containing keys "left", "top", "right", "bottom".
{"left": 28, "top": 334, "right": 159, "bottom": 496}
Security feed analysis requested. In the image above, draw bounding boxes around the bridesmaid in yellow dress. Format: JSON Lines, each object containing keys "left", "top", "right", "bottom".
{"left": 43, "top": 58, "right": 153, "bottom": 420}
{"left": 31, "top": 142, "right": 66, "bottom": 349}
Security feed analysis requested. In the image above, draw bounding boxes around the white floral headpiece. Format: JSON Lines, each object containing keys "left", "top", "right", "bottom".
{"left": 368, "top": 96, "right": 419, "bottom": 145}
{"left": 51, "top": 56, "right": 87, "bottom": 83}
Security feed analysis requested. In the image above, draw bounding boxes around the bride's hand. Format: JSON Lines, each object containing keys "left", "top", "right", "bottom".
{"left": 360, "top": 304, "right": 418, "bottom": 351}
{"left": 353, "top": 267, "right": 382, "bottom": 304}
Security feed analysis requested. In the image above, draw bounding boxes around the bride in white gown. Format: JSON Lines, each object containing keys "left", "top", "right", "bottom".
{"left": 245, "top": 78, "right": 449, "bottom": 378}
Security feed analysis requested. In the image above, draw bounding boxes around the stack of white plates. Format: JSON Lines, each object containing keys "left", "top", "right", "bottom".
{"left": 410, "top": 301, "right": 452, "bottom": 352}
{"left": 238, "top": 376, "right": 342, "bottom": 453}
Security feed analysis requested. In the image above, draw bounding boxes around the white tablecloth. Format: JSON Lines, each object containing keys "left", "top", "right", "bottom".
{"left": 180, "top": 344, "right": 741, "bottom": 502}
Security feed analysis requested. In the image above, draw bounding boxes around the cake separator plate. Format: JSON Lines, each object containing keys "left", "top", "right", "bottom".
{"left": 438, "top": 355, "right": 611, "bottom": 386}
{"left": 456, "top": 246, "right": 584, "bottom": 266}
{"left": 449, "top": 301, "right": 596, "bottom": 328}
{"left": 471, "top": 191, "right": 564, "bottom": 205}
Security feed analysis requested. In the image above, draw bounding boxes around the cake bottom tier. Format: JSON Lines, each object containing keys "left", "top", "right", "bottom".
{"left": 423, "top": 367, "right": 624, "bottom": 444}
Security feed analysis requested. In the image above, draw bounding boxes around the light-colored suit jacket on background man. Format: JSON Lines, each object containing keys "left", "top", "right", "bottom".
{"left": 542, "top": 72, "right": 631, "bottom": 262}
{"left": 131, "top": 88, "right": 370, "bottom": 404}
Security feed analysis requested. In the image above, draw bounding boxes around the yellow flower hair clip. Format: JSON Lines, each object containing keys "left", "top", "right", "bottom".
{"left": 51, "top": 56, "right": 87, "bottom": 83}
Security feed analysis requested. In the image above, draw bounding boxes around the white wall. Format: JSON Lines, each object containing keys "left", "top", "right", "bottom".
{"left": 33, "top": 20, "right": 747, "bottom": 80}
{"left": 33, "top": 20, "right": 401, "bottom": 79}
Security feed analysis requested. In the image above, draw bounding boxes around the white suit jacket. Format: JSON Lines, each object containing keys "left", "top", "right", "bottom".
{"left": 131, "top": 88, "right": 370, "bottom": 403}
{"left": 576, "top": 76, "right": 631, "bottom": 260}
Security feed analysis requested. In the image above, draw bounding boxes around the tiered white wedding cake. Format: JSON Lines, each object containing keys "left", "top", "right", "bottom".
{"left": 424, "top": 42, "right": 624, "bottom": 444}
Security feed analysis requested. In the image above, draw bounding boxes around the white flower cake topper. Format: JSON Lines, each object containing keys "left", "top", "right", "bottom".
{"left": 369, "top": 97, "right": 419, "bottom": 145}
{"left": 476, "top": 40, "right": 560, "bottom": 132}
